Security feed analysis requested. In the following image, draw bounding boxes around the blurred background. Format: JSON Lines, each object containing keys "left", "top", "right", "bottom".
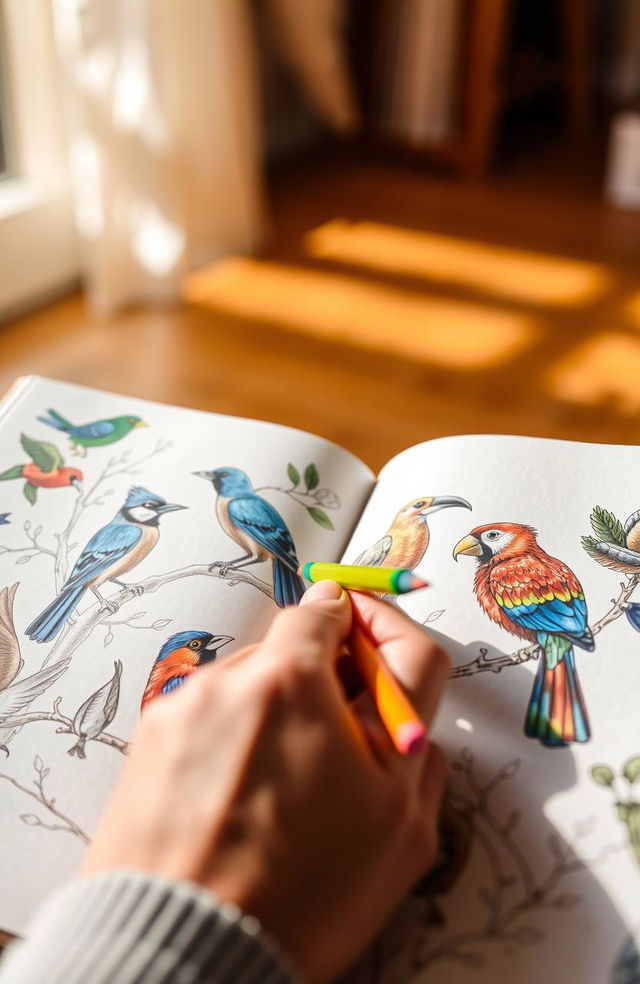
{"left": 1, "top": 0, "right": 640, "bottom": 470}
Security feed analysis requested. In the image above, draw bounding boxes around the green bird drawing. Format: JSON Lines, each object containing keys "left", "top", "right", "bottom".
{"left": 38, "top": 409, "right": 148, "bottom": 456}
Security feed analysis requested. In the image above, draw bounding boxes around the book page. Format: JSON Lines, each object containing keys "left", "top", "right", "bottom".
{"left": 343, "top": 435, "right": 639, "bottom": 984}
{"left": 0, "top": 376, "right": 375, "bottom": 935}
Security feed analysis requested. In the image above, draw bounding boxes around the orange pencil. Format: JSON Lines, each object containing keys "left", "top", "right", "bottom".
{"left": 348, "top": 600, "right": 427, "bottom": 756}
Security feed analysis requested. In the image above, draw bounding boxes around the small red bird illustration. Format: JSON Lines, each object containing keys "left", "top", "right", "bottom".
{"left": 354, "top": 496, "right": 471, "bottom": 571}
{"left": 0, "top": 434, "right": 83, "bottom": 505}
{"left": 454, "top": 523, "right": 593, "bottom": 747}
{"left": 141, "top": 630, "right": 234, "bottom": 712}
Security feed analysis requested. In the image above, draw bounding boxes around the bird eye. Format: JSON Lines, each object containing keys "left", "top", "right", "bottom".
{"left": 414, "top": 500, "right": 426, "bottom": 509}
{"left": 189, "top": 639, "right": 201, "bottom": 649}
{"left": 143, "top": 501, "right": 156, "bottom": 509}
{"left": 486, "top": 531, "right": 500, "bottom": 540}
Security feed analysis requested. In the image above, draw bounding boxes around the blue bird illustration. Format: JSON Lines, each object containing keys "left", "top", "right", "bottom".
{"left": 26, "top": 487, "right": 186, "bottom": 643}
{"left": 194, "top": 467, "right": 305, "bottom": 608}
{"left": 0, "top": 514, "right": 9, "bottom": 525}
{"left": 141, "top": 630, "right": 233, "bottom": 711}
{"left": 38, "top": 409, "right": 146, "bottom": 457}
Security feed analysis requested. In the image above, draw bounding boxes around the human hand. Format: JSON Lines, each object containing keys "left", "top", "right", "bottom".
{"left": 81, "top": 582, "right": 449, "bottom": 983}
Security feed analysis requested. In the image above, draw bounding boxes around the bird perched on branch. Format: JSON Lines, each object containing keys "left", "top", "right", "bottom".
{"left": 141, "top": 630, "right": 234, "bottom": 711}
{"left": 194, "top": 467, "right": 306, "bottom": 608}
{"left": 68, "top": 660, "right": 122, "bottom": 758}
{"left": 454, "top": 523, "right": 594, "bottom": 747}
{"left": 0, "top": 434, "right": 83, "bottom": 505}
{"left": 582, "top": 505, "right": 640, "bottom": 632}
{"left": 0, "top": 583, "right": 70, "bottom": 752}
{"left": 26, "top": 486, "right": 186, "bottom": 643}
{"left": 38, "top": 409, "right": 147, "bottom": 456}
{"left": 353, "top": 496, "right": 471, "bottom": 571}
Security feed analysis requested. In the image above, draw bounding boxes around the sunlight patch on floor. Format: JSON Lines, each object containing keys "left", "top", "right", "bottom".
{"left": 184, "top": 257, "right": 538, "bottom": 371}
{"left": 546, "top": 333, "right": 640, "bottom": 413}
{"left": 304, "top": 219, "right": 611, "bottom": 308}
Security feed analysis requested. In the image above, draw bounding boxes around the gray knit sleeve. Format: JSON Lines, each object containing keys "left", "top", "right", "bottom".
{"left": 0, "top": 870, "right": 303, "bottom": 984}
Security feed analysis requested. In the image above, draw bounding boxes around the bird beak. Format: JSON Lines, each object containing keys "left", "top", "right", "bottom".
{"left": 205, "top": 634, "right": 234, "bottom": 651}
{"left": 453, "top": 534, "right": 483, "bottom": 560}
{"left": 192, "top": 471, "right": 214, "bottom": 480}
{"left": 420, "top": 496, "right": 472, "bottom": 517}
{"left": 156, "top": 502, "right": 187, "bottom": 514}
{"left": 134, "top": 421, "right": 148, "bottom": 429}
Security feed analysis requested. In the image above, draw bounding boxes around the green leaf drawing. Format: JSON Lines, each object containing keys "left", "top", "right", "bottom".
{"left": 23, "top": 483, "right": 37, "bottom": 506}
{"left": 622, "top": 755, "right": 640, "bottom": 784}
{"left": 304, "top": 463, "right": 319, "bottom": 491}
{"left": 590, "top": 506, "right": 626, "bottom": 546}
{"left": 287, "top": 463, "right": 300, "bottom": 487}
{"left": 590, "top": 764, "right": 615, "bottom": 786}
{"left": 307, "top": 506, "right": 334, "bottom": 531}
{"left": 581, "top": 535, "right": 599, "bottom": 555}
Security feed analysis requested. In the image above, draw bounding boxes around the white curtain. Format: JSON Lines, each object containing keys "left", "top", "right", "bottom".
{"left": 52, "top": 0, "right": 265, "bottom": 314}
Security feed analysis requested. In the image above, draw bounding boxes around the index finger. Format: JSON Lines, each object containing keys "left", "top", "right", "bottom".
{"left": 348, "top": 592, "right": 450, "bottom": 728}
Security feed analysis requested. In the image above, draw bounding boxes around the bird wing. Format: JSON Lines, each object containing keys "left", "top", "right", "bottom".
{"left": 66, "top": 522, "right": 143, "bottom": 588}
{"left": 161, "top": 675, "right": 187, "bottom": 695}
{"left": 490, "top": 554, "right": 588, "bottom": 640}
{"left": 0, "top": 657, "right": 70, "bottom": 719}
{"left": 73, "top": 420, "right": 116, "bottom": 440}
{"left": 353, "top": 535, "right": 392, "bottom": 567}
{"left": 584, "top": 539, "right": 640, "bottom": 571}
{"left": 228, "top": 494, "right": 300, "bottom": 572}
{"left": 20, "top": 434, "right": 63, "bottom": 472}
{"left": 0, "top": 583, "right": 21, "bottom": 691}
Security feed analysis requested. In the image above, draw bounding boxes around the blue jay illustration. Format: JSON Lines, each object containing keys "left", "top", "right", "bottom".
{"left": 193, "top": 467, "right": 305, "bottom": 608}
{"left": 26, "top": 487, "right": 186, "bottom": 643}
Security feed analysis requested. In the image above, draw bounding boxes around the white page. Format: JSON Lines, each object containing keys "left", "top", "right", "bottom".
{"left": 343, "top": 435, "right": 640, "bottom": 984}
{"left": 0, "top": 377, "right": 375, "bottom": 934}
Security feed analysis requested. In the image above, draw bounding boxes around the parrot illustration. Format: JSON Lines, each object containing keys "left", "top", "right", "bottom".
{"left": 194, "top": 467, "right": 306, "bottom": 608}
{"left": 582, "top": 504, "right": 640, "bottom": 633}
{"left": 141, "top": 630, "right": 234, "bottom": 711}
{"left": 68, "top": 661, "right": 122, "bottom": 758}
{"left": 454, "top": 523, "right": 594, "bottom": 747}
{"left": 353, "top": 496, "right": 471, "bottom": 571}
{"left": 0, "top": 434, "right": 83, "bottom": 505}
{"left": 38, "top": 409, "right": 147, "bottom": 456}
{"left": 26, "top": 487, "right": 186, "bottom": 643}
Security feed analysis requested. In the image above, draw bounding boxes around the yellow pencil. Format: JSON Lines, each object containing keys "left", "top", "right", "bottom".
{"left": 300, "top": 561, "right": 429, "bottom": 594}
{"left": 349, "top": 601, "right": 427, "bottom": 756}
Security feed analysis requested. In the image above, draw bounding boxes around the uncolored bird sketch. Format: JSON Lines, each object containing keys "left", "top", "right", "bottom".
{"left": 0, "top": 434, "right": 83, "bottom": 505}
{"left": 141, "top": 630, "right": 234, "bottom": 711}
{"left": 453, "top": 524, "right": 593, "bottom": 747}
{"left": 38, "top": 408, "right": 147, "bottom": 456}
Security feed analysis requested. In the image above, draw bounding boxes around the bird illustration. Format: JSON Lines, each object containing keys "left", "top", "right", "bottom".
{"left": 454, "top": 523, "right": 594, "bottom": 747}
{"left": 141, "top": 630, "right": 234, "bottom": 712}
{"left": 194, "top": 467, "right": 306, "bottom": 608}
{"left": 353, "top": 496, "right": 472, "bottom": 571}
{"left": 582, "top": 505, "right": 640, "bottom": 633}
{"left": 411, "top": 800, "right": 474, "bottom": 926}
{"left": 0, "top": 514, "right": 9, "bottom": 525}
{"left": 68, "top": 660, "right": 122, "bottom": 758}
{"left": 38, "top": 409, "right": 147, "bottom": 456}
{"left": 26, "top": 486, "right": 186, "bottom": 643}
{"left": 0, "top": 434, "right": 83, "bottom": 505}
{"left": 0, "top": 584, "right": 22, "bottom": 691}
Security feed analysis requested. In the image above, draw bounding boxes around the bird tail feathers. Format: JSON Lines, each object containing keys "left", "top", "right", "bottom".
{"left": 525, "top": 645, "right": 590, "bottom": 746}
{"left": 37, "top": 409, "right": 72, "bottom": 433}
{"left": 25, "top": 584, "right": 86, "bottom": 643}
{"left": 272, "top": 560, "right": 305, "bottom": 608}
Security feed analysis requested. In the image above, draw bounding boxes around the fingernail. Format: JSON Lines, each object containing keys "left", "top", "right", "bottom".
{"left": 300, "top": 580, "right": 346, "bottom": 605}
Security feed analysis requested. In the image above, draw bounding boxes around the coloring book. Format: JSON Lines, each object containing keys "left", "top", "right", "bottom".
{"left": 0, "top": 376, "right": 637, "bottom": 983}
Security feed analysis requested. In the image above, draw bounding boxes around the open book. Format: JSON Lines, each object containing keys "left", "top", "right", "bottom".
{"left": 0, "top": 376, "right": 637, "bottom": 982}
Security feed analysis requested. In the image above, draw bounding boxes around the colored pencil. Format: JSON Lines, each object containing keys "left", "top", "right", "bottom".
{"left": 300, "top": 561, "right": 428, "bottom": 595}
{"left": 348, "top": 601, "right": 427, "bottom": 756}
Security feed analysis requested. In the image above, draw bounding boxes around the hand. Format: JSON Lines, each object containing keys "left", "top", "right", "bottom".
{"left": 81, "top": 581, "right": 449, "bottom": 983}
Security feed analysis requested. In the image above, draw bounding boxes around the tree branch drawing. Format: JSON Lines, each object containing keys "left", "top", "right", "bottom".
{"left": 0, "top": 696, "right": 129, "bottom": 757}
{"left": 403, "top": 748, "right": 622, "bottom": 978}
{"left": 450, "top": 574, "right": 640, "bottom": 680}
{"left": 255, "top": 461, "right": 341, "bottom": 531}
{"left": 0, "top": 756, "right": 89, "bottom": 843}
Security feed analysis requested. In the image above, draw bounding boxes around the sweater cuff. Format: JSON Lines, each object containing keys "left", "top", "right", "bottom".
{"left": 0, "top": 870, "right": 303, "bottom": 984}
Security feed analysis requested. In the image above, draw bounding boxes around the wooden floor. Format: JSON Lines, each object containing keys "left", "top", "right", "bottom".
{"left": 2, "top": 141, "right": 640, "bottom": 473}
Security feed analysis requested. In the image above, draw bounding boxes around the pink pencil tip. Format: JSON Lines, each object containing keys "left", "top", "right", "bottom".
{"left": 410, "top": 575, "right": 430, "bottom": 590}
{"left": 396, "top": 722, "right": 428, "bottom": 756}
